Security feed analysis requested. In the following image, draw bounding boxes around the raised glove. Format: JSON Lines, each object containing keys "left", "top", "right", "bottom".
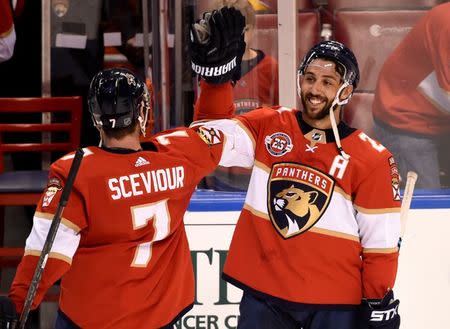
{"left": 190, "top": 6, "right": 246, "bottom": 84}
{"left": 359, "top": 290, "right": 400, "bottom": 329}
{"left": 0, "top": 296, "right": 18, "bottom": 329}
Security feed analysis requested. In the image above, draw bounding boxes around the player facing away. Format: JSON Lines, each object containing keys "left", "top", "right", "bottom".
{"left": 0, "top": 68, "right": 224, "bottom": 329}
{"left": 190, "top": 7, "right": 402, "bottom": 329}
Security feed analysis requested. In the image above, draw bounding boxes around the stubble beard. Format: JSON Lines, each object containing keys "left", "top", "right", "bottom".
{"left": 301, "top": 93, "right": 334, "bottom": 121}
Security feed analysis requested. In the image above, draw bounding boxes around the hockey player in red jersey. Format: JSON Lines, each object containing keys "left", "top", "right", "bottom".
{"left": 190, "top": 7, "right": 401, "bottom": 329}
{"left": 0, "top": 68, "right": 224, "bottom": 329}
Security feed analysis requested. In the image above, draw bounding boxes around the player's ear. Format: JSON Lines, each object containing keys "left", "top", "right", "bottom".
{"left": 339, "top": 84, "right": 353, "bottom": 101}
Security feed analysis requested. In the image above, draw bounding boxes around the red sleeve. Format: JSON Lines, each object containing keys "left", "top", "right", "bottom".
{"left": 9, "top": 257, "right": 70, "bottom": 313}
{"left": 0, "top": 0, "right": 13, "bottom": 36}
{"left": 424, "top": 5, "right": 450, "bottom": 92}
{"left": 194, "top": 81, "right": 235, "bottom": 120}
{"left": 361, "top": 252, "right": 399, "bottom": 299}
{"left": 9, "top": 159, "right": 86, "bottom": 313}
{"left": 354, "top": 153, "right": 401, "bottom": 299}
{"left": 152, "top": 127, "right": 224, "bottom": 181}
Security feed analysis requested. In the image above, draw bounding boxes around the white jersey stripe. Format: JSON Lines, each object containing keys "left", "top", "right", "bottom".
{"left": 243, "top": 163, "right": 400, "bottom": 247}
{"left": 25, "top": 215, "right": 81, "bottom": 261}
{"left": 357, "top": 212, "right": 401, "bottom": 249}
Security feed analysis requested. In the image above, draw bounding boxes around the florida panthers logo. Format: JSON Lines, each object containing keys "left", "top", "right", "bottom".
{"left": 268, "top": 163, "right": 335, "bottom": 238}
{"left": 42, "top": 177, "right": 62, "bottom": 207}
{"left": 273, "top": 186, "right": 320, "bottom": 236}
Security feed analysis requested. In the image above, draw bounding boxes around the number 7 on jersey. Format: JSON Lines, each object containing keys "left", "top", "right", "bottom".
{"left": 130, "top": 199, "right": 171, "bottom": 267}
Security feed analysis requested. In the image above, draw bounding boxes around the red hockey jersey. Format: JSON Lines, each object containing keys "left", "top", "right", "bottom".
{"left": 9, "top": 127, "right": 223, "bottom": 328}
{"left": 194, "top": 82, "right": 401, "bottom": 307}
{"left": 372, "top": 2, "right": 450, "bottom": 136}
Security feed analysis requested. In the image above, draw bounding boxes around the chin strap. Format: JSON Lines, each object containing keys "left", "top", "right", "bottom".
{"left": 329, "top": 82, "right": 351, "bottom": 160}
{"left": 138, "top": 116, "right": 146, "bottom": 137}
{"left": 138, "top": 90, "right": 150, "bottom": 137}
{"left": 97, "top": 128, "right": 103, "bottom": 147}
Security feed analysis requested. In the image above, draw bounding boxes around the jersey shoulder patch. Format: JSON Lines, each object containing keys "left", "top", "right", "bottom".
{"left": 197, "top": 126, "right": 223, "bottom": 146}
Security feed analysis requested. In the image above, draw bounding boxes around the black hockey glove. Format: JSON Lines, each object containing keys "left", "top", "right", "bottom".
{"left": 359, "top": 290, "right": 400, "bottom": 329}
{"left": 0, "top": 296, "right": 18, "bottom": 329}
{"left": 190, "top": 6, "right": 246, "bottom": 85}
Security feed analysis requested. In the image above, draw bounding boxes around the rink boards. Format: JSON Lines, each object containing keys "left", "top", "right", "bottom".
{"left": 178, "top": 189, "right": 450, "bottom": 329}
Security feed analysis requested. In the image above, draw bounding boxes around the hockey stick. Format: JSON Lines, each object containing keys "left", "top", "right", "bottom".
{"left": 398, "top": 171, "right": 418, "bottom": 248}
{"left": 18, "top": 148, "right": 84, "bottom": 329}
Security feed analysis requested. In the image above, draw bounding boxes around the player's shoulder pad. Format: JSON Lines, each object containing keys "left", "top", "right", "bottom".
{"left": 346, "top": 130, "right": 394, "bottom": 165}
{"left": 52, "top": 147, "right": 94, "bottom": 172}
{"left": 236, "top": 105, "right": 297, "bottom": 124}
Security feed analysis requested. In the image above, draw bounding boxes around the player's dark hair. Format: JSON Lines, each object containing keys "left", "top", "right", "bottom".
{"left": 102, "top": 121, "right": 139, "bottom": 139}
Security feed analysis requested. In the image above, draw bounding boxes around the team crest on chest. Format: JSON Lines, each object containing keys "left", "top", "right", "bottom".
{"left": 268, "top": 163, "right": 335, "bottom": 239}
{"left": 264, "top": 132, "right": 293, "bottom": 157}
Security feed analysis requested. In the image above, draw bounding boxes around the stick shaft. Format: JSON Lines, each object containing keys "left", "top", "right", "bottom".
{"left": 400, "top": 171, "right": 418, "bottom": 240}
{"left": 18, "top": 148, "right": 84, "bottom": 329}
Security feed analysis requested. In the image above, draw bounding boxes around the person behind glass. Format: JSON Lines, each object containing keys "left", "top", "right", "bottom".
{"left": 0, "top": 68, "right": 224, "bottom": 329}
{"left": 217, "top": 0, "right": 279, "bottom": 114}
{"left": 372, "top": 2, "right": 450, "bottom": 189}
{"left": 190, "top": 7, "right": 401, "bottom": 329}
{"left": 0, "top": 0, "right": 16, "bottom": 62}
{"left": 200, "top": 0, "right": 279, "bottom": 191}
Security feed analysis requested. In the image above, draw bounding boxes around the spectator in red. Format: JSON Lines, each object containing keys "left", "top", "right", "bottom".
{"left": 223, "top": 0, "right": 279, "bottom": 114}
{"left": 372, "top": 2, "right": 450, "bottom": 189}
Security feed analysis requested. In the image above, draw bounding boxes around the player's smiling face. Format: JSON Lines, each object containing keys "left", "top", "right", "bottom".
{"left": 300, "top": 58, "right": 342, "bottom": 121}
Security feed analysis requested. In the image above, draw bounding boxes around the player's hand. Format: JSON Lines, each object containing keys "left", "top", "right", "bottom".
{"left": 359, "top": 290, "right": 400, "bottom": 329}
{"left": 190, "top": 6, "right": 246, "bottom": 85}
{"left": 0, "top": 296, "right": 18, "bottom": 329}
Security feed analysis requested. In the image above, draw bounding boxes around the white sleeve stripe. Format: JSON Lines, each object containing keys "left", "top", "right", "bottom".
{"left": 25, "top": 216, "right": 81, "bottom": 259}
{"left": 35, "top": 211, "right": 82, "bottom": 233}
{"left": 357, "top": 212, "right": 401, "bottom": 248}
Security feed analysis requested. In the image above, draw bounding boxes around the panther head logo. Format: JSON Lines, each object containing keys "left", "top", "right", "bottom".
{"left": 273, "top": 185, "right": 320, "bottom": 236}
{"left": 268, "top": 163, "right": 335, "bottom": 239}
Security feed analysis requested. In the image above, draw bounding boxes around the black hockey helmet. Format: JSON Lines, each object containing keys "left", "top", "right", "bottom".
{"left": 88, "top": 68, "right": 150, "bottom": 130}
{"left": 298, "top": 40, "right": 360, "bottom": 89}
